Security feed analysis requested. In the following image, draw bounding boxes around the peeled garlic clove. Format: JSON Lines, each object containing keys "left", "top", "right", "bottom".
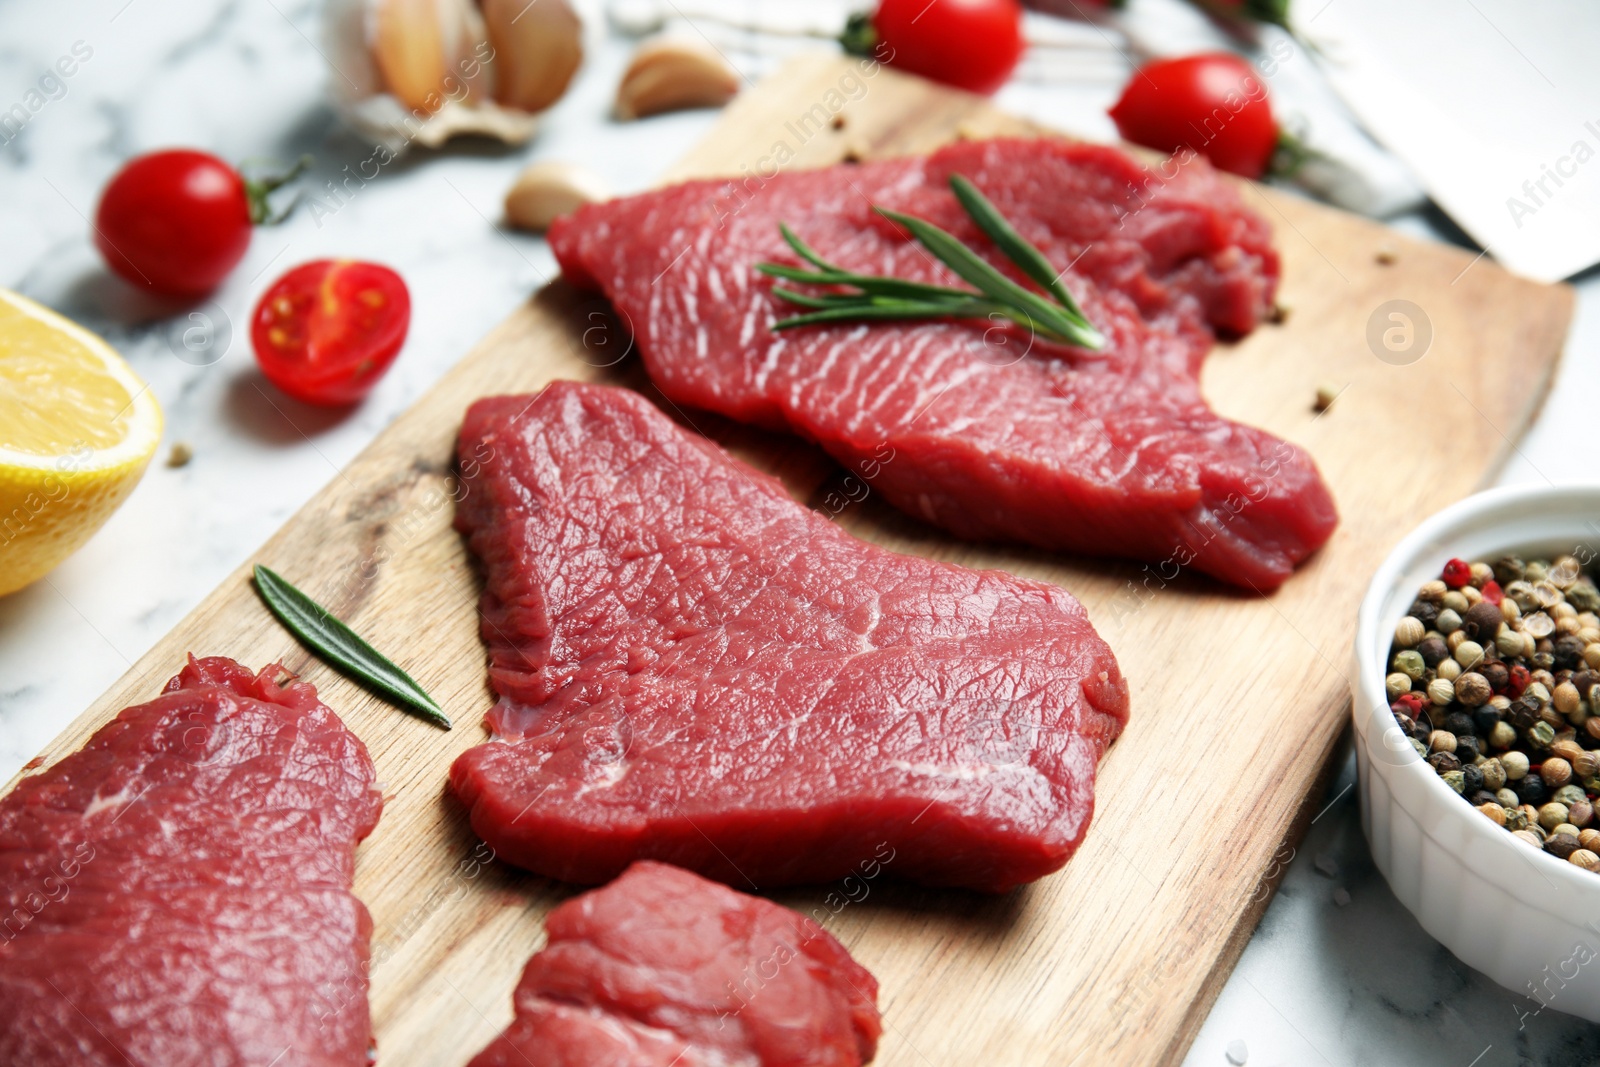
{"left": 504, "top": 161, "right": 609, "bottom": 232}
{"left": 615, "top": 37, "right": 740, "bottom": 121}
{"left": 481, "top": 0, "right": 584, "bottom": 113}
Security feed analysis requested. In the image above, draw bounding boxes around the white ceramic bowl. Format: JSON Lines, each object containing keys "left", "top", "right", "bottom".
{"left": 1353, "top": 484, "right": 1600, "bottom": 1023}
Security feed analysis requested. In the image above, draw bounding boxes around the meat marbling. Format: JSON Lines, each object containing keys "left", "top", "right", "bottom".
{"left": 548, "top": 137, "right": 1337, "bottom": 590}
{"left": 450, "top": 381, "right": 1128, "bottom": 893}
{"left": 0, "top": 656, "right": 382, "bottom": 1067}
{"left": 467, "top": 860, "right": 881, "bottom": 1067}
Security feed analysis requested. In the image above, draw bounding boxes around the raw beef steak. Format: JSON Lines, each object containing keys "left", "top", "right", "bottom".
{"left": 548, "top": 137, "right": 1337, "bottom": 590}
{"left": 467, "top": 860, "right": 881, "bottom": 1067}
{"left": 450, "top": 381, "right": 1128, "bottom": 892}
{"left": 0, "top": 656, "right": 383, "bottom": 1067}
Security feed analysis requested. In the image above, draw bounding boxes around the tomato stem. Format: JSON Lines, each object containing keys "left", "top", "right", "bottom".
{"left": 838, "top": 12, "right": 880, "bottom": 58}
{"left": 242, "top": 154, "right": 313, "bottom": 226}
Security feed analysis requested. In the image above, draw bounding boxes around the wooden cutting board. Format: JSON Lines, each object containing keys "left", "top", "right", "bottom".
{"left": 8, "top": 52, "right": 1573, "bottom": 1066}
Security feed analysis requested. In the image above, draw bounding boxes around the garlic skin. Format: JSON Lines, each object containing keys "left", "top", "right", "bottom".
{"left": 323, "top": 0, "right": 585, "bottom": 154}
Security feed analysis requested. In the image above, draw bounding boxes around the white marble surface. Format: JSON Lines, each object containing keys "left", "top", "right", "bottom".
{"left": 1, "top": 1, "right": 1596, "bottom": 1063}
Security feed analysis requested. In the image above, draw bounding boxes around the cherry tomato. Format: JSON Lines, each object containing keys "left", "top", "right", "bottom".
{"left": 250, "top": 260, "right": 411, "bottom": 406}
{"left": 861, "top": 0, "right": 1024, "bottom": 96}
{"left": 1108, "top": 53, "right": 1279, "bottom": 179}
{"left": 94, "top": 150, "right": 253, "bottom": 297}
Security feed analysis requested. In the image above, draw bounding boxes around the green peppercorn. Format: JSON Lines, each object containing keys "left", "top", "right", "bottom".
{"left": 1568, "top": 581, "right": 1600, "bottom": 612}
{"left": 1530, "top": 721, "right": 1557, "bottom": 748}
{"left": 1526, "top": 561, "right": 1550, "bottom": 583}
{"left": 1443, "top": 590, "right": 1470, "bottom": 613}
{"left": 1408, "top": 737, "right": 1427, "bottom": 759}
{"left": 1553, "top": 784, "right": 1587, "bottom": 808}
{"left": 1393, "top": 649, "right": 1426, "bottom": 680}
{"left": 1505, "top": 804, "right": 1530, "bottom": 830}
{"left": 1442, "top": 770, "right": 1466, "bottom": 794}
{"left": 1437, "top": 608, "right": 1464, "bottom": 634}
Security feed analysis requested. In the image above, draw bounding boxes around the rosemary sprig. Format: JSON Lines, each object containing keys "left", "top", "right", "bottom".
{"left": 252, "top": 564, "right": 451, "bottom": 729}
{"left": 756, "top": 175, "right": 1104, "bottom": 350}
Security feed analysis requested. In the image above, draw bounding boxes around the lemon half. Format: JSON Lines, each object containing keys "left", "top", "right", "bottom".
{"left": 0, "top": 289, "right": 162, "bottom": 596}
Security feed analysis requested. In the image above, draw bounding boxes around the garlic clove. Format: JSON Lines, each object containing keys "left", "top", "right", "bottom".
{"left": 504, "top": 161, "right": 609, "bottom": 232}
{"left": 615, "top": 37, "right": 740, "bottom": 121}
{"left": 372, "top": 0, "right": 452, "bottom": 114}
{"left": 481, "top": 0, "right": 584, "bottom": 114}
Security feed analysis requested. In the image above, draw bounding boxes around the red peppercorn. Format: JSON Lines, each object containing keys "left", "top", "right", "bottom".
{"left": 1507, "top": 664, "right": 1531, "bottom": 698}
{"left": 1442, "top": 558, "right": 1472, "bottom": 589}
{"left": 1481, "top": 580, "right": 1503, "bottom": 605}
{"left": 1393, "top": 692, "right": 1426, "bottom": 716}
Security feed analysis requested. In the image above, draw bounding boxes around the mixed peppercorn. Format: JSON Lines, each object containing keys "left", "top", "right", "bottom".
{"left": 1386, "top": 555, "right": 1600, "bottom": 874}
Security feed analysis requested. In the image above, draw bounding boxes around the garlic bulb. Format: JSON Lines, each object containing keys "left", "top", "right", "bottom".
{"left": 323, "top": 0, "right": 584, "bottom": 154}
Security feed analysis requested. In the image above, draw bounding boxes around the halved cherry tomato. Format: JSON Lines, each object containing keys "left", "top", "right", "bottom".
{"left": 250, "top": 260, "right": 410, "bottom": 406}
{"left": 1108, "top": 53, "right": 1278, "bottom": 179}
{"left": 850, "top": 0, "right": 1025, "bottom": 96}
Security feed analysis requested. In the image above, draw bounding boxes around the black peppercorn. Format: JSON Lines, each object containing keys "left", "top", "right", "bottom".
{"left": 1545, "top": 833, "right": 1582, "bottom": 861}
{"left": 1512, "top": 699, "right": 1540, "bottom": 730}
{"left": 1461, "top": 763, "right": 1485, "bottom": 795}
{"left": 1428, "top": 751, "right": 1462, "bottom": 774}
{"left": 1480, "top": 661, "right": 1509, "bottom": 692}
{"left": 1554, "top": 635, "right": 1586, "bottom": 671}
{"left": 1457, "top": 734, "right": 1482, "bottom": 763}
{"left": 1417, "top": 637, "right": 1450, "bottom": 668}
{"left": 1462, "top": 601, "right": 1504, "bottom": 643}
{"left": 1516, "top": 775, "right": 1549, "bottom": 805}
{"left": 1444, "top": 711, "right": 1476, "bottom": 736}
{"left": 1472, "top": 705, "right": 1502, "bottom": 734}
{"left": 1493, "top": 556, "right": 1525, "bottom": 585}
{"left": 1409, "top": 599, "right": 1440, "bottom": 629}
{"left": 1470, "top": 789, "right": 1501, "bottom": 807}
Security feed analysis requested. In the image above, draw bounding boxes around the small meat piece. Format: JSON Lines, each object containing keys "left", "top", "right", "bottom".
{"left": 450, "top": 381, "right": 1129, "bottom": 892}
{"left": 467, "top": 861, "right": 881, "bottom": 1067}
{"left": 548, "top": 137, "right": 1337, "bottom": 590}
{"left": 0, "top": 656, "right": 383, "bottom": 1067}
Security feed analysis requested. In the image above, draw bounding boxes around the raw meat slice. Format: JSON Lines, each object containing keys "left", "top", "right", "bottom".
{"left": 467, "top": 860, "right": 881, "bottom": 1067}
{"left": 548, "top": 136, "right": 1338, "bottom": 590}
{"left": 450, "top": 381, "right": 1128, "bottom": 893}
{"left": 0, "top": 656, "right": 383, "bottom": 1067}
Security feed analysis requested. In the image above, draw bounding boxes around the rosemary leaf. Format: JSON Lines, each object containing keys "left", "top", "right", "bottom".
{"left": 875, "top": 207, "right": 1105, "bottom": 350}
{"left": 948, "top": 174, "right": 1092, "bottom": 323}
{"left": 773, "top": 299, "right": 1006, "bottom": 331}
{"left": 252, "top": 564, "right": 451, "bottom": 729}
{"left": 756, "top": 262, "right": 975, "bottom": 303}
